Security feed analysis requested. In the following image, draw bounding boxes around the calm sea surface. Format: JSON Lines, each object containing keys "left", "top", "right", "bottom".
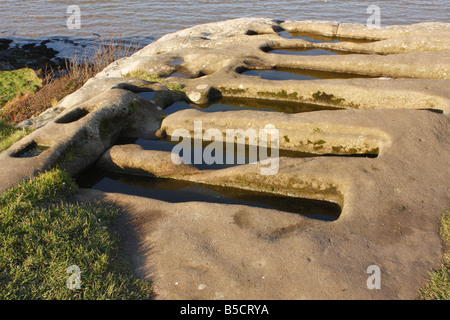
{"left": 1, "top": 0, "right": 449, "bottom": 55}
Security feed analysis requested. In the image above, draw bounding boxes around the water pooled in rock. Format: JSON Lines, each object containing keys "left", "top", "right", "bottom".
{"left": 77, "top": 168, "right": 342, "bottom": 221}
{"left": 242, "top": 68, "right": 376, "bottom": 81}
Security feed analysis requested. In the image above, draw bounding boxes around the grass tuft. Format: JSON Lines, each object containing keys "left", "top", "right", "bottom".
{"left": 420, "top": 211, "right": 450, "bottom": 300}
{"left": 0, "top": 118, "right": 32, "bottom": 152}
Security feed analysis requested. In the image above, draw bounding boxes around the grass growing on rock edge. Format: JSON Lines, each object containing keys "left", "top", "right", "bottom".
{"left": 0, "top": 68, "right": 42, "bottom": 107}
{"left": 0, "top": 168, "right": 153, "bottom": 299}
{"left": 420, "top": 211, "right": 450, "bottom": 300}
{"left": 0, "top": 118, "right": 32, "bottom": 152}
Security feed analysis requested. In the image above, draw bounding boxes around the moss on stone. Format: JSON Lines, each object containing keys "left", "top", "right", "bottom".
{"left": 347, "top": 102, "right": 361, "bottom": 109}
{"left": 257, "top": 90, "right": 299, "bottom": 100}
{"left": 312, "top": 91, "right": 345, "bottom": 105}
{"left": 99, "top": 117, "right": 117, "bottom": 139}
{"left": 58, "top": 143, "right": 87, "bottom": 166}
{"left": 332, "top": 146, "right": 343, "bottom": 153}
{"left": 219, "top": 87, "right": 247, "bottom": 95}
{"left": 128, "top": 101, "right": 137, "bottom": 113}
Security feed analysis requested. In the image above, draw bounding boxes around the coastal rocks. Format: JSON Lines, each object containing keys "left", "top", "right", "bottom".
{"left": 0, "top": 81, "right": 181, "bottom": 192}
{"left": 17, "top": 77, "right": 169, "bottom": 130}
{"left": 0, "top": 39, "right": 64, "bottom": 71}
{"left": 0, "top": 87, "right": 133, "bottom": 192}
{"left": 97, "top": 144, "right": 200, "bottom": 177}
{"left": 160, "top": 108, "right": 389, "bottom": 155}
{"left": 1, "top": 18, "right": 450, "bottom": 299}
{"left": 266, "top": 51, "right": 450, "bottom": 79}
{"left": 281, "top": 20, "right": 450, "bottom": 40}
{"left": 92, "top": 18, "right": 450, "bottom": 113}
{"left": 316, "top": 35, "right": 450, "bottom": 54}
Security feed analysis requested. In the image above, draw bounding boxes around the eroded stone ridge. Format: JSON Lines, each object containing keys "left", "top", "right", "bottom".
{"left": 1, "top": 18, "right": 450, "bottom": 300}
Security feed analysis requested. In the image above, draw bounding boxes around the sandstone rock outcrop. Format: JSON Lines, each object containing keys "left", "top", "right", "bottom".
{"left": 2, "top": 18, "right": 449, "bottom": 299}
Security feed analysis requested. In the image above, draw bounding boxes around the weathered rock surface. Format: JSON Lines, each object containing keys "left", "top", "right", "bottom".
{"left": 91, "top": 109, "right": 450, "bottom": 299}
{"left": 0, "top": 79, "right": 184, "bottom": 193}
{"left": 1, "top": 18, "right": 450, "bottom": 300}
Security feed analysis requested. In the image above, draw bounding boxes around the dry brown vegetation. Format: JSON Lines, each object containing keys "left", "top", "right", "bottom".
{"left": 1, "top": 41, "right": 139, "bottom": 125}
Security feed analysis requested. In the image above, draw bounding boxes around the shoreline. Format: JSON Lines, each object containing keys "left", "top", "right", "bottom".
{"left": 0, "top": 36, "right": 153, "bottom": 71}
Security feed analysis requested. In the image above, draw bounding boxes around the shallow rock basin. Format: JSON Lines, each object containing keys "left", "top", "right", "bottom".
{"left": 277, "top": 30, "right": 378, "bottom": 44}
{"left": 242, "top": 68, "right": 377, "bottom": 81}
{"left": 77, "top": 167, "right": 342, "bottom": 221}
{"left": 268, "top": 48, "right": 341, "bottom": 56}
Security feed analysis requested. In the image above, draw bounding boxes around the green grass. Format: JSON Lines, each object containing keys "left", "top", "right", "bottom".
{"left": 0, "top": 169, "right": 153, "bottom": 299}
{"left": 0, "top": 118, "right": 32, "bottom": 152}
{"left": 0, "top": 68, "right": 42, "bottom": 107}
{"left": 420, "top": 211, "right": 450, "bottom": 300}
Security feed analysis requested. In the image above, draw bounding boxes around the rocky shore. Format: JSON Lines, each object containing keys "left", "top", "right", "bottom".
{"left": 1, "top": 18, "right": 449, "bottom": 299}
{"left": 0, "top": 38, "right": 65, "bottom": 71}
